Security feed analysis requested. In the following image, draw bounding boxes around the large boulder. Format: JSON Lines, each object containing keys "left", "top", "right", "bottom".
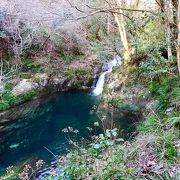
{"left": 12, "top": 79, "right": 38, "bottom": 96}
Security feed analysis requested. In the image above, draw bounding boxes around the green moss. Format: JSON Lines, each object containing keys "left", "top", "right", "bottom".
{"left": 18, "top": 72, "right": 32, "bottom": 79}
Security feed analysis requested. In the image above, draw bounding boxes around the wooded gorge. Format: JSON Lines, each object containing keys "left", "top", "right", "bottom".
{"left": 0, "top": 0, "right": 179, "bottom": 179}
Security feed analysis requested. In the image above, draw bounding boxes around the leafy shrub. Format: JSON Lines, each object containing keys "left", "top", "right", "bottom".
{"left": 60, "top": 52, "right": 74, "bottom": 64}
{"left": 148, "top": 76, "right": 180, "bottom": 113}
{"left": 108, "top": 97, "right": 123, "bottom": 107}
{"left": 86, "top": 76, "right": 94, "bottom": 86}
{"left": 139, "top": 53, "right": 176, "bottom": 80}
{"left": 57, "top": 128, "right": 126, "bottom": 180}
{"left": 21, "top": 56, "right": 33, "bottom": 66}
{"left": 0, "top": 100, "right": 10, "bottom": 110}
{"left": 27, "top": 63, "right": 42, "bottom": 73}
{"left": 18, "top": 72, "right": 32, "bottom": 79}
{"left": 22, "top": 90, "right": 36, "bottom": 101}
{"left": 75, "top": 69, "right": 89, "bottom": 76}
{"left": 0, "top": 90, "right": 21, "bottom": 111}
{"left": 0, "top": 87, "right": 36, "bottom": 111}
{"left": 21, "top": 56, "right": 42, "bottom": 72}
{"left": 4, "top": 82, "right": 14, "bottom": 91}
{"left": 131, "top": 17, "right": 165, "bottom": 56}
{"left": 63, "top": 68, "right": 75, "bottom": 79}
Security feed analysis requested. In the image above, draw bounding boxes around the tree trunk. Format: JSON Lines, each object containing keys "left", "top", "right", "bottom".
{"left": 114, "top": 14, "right": 129, "bottom": 52}
{"left": 107, "top": 13, "right": 110, "bottom": 35}
{"left": 155, "top": 0, "right": 173, "bottom": 60}
{"left": 166, "top": 21, "right": 173, "bottom": 59}
{"left": 113, "top": 0, "right": 130, "bottom": 56}
{"left": 177, "top": 0, "right": 180, "bottom": 73}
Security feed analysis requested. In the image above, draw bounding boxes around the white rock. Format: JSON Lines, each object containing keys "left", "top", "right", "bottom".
{"left": 12, "top": 79, "right": 36, "bottom": 96}
{"left": 0, "top": 83, "right": 4, "bottom": 93}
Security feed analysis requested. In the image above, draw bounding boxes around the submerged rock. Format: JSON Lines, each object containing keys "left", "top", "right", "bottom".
{"left": 9, "top": 143, "right": 20, "bottom": 149}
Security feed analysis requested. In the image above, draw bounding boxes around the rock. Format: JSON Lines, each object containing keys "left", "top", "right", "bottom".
{"left": 0, "top": 83, "right": 4, "bottom": 93}
{"left": 10, "top": 78, "right": 21, "bottom": 86}
{"left": 9, "top": 143, "right": 20, "bottom": 149}
{"left": 52, "top": 77, "right": 66, "bottom": 86}
{"left": 52, "top": 78, "right": 61, "bottom": 85}
{"left": 39, "top": 79, "right": 48, "bottom": 87}
{"left": 34, "top": 73, "right": 49, "bottom": 88}
{"left": 166, "top": 107, "right": 174, "bottom": 113}
{"left": 12, "top": 79, "right": 37, "bottom": 96}
{"left": 34, "top": 73, "right": 49, "bottom": 80}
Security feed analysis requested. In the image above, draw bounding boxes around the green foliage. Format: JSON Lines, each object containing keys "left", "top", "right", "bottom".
{"left": 131, "top": 17, "right": 165, "bottom": 56}
{"left": 21, "top": 56, "right": 33, "bottom": 65}
{"left": 0, "top": 91, "right": 19, "bottom": 111}
{"left": 63, "top": 53, "right": 74, "bottom": 64}
{"left": 163, "top": 133, "right": 178, "bottom": 161}
{"left": 22, "top": 90, "right": 36, "bottom": 101}
{"left": 21, "top": 56, "right": 42, "bottom": 73}
{"left": 60, "top": 52, "right": 74, "bottom": 64}
{"left": 55, "top": 128, "right": 127, "bottom": 180}
{"left": 2, "top": 91, "right": 20, "bottom": 106}
{"left": 148, "top": 76, "right": 179, "bottom": 113}
{"left": 75, "top": 69, "right": 89, "bottom": 76}
{"left": 86, "top": 76, "right": 94, "bottom": 87}
{"left": 27, "top": 63, "right": 42, "bottom": 73}
{"left": 139, "top": 52, "right": 176, "bottom": 80}
{"left": 130, "top": 16, "right": 177, "bottom": 81}
{"left": 0, "top": 81, "right": 36, "bottom": 111}
{"left": 137, "top": 115, "right": 163, "bottom": 133}
{"left": 108, "top": 97, "right": 123, "bottom": 107}
{"left": 18, "top": 72, "right": 32, "bottom": 79}
{"left": 75, "top": 55, "right": 85, "bottom": 61}
{"left": 91, "top": 32, "right": 122, "bottom": 60}
{"left": 0, "top": 100, "right": 10, "bottom": 110}
{"left": 4, "top": 82, "right": 14, "bottom": 91}
{"left": 0, "top": 82, "right": 20, "bottom": 110}
{"left": 63, "top": 68, "right": 75, "bottom": 79}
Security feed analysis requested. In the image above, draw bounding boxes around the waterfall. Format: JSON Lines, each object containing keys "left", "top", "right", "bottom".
{"left": 92, "top": 55, "right": 122, "bottom": 96}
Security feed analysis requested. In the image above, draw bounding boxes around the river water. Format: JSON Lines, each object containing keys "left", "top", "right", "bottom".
{"left": 0, "top": 91, "right": 138, "bottom": 178}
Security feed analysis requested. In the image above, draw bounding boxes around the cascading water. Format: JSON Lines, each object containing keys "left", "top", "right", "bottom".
{"left": 92, "top": 55, "right": 122, "bottom": 96}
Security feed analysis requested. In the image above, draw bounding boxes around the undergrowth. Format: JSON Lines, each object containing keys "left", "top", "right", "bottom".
{"left": 0, "top": 82, "right": 37, "bottom": 111}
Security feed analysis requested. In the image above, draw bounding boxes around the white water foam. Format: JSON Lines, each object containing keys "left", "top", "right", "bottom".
{"left": 92, "top": 55, "right": 122, "bottom": 96}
